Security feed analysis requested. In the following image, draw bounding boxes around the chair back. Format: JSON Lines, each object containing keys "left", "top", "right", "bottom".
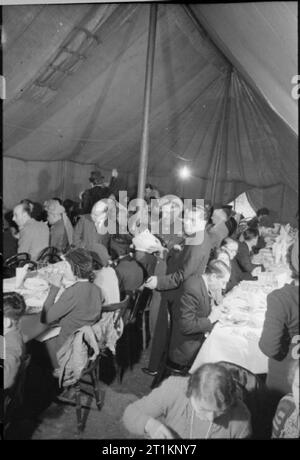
{"left": 127, "top": 288, "right": 152, "bottom": 324}
{"left": 101, "top": 294, "right": 132, "bottom": 328}
{"left": 3, "top": 253, "right": 31, "bottom": 278}
{"left": 217, "top": 361, "right": 268, "bottom": 438}
{"left": 36, "top": 247, "right": 62, "bottom": 264}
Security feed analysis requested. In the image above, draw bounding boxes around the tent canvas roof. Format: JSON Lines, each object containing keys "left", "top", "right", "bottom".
{"left": 2, "top": 2, "right": 298, "bottom": 221}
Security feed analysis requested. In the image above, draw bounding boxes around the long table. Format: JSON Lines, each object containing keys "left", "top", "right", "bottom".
{"left": 3, "top": 275, "right": 60, "bottom": 343}
{"left": 190, "top": 251, "right": 292, "bottom": 375}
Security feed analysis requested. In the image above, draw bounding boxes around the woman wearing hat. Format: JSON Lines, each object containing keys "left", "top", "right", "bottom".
{"left": 45, "top": 199, "right": 73, "bottom": 253}
{"left": 41, "top": 248, "right": 103, "bottom": 368}
{"left": 259, "top": 237, "right": 299, "bottom": 401}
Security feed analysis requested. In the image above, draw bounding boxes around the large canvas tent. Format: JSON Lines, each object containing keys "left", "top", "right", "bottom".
{"left": 2, "top": 2, "right": 298, "bottom": 224}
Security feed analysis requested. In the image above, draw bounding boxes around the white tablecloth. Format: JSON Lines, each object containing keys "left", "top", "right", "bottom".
{"left": 190, "top": 254, "right": 292, "bottom": 375}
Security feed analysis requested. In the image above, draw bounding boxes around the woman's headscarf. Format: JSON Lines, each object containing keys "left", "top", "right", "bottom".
{"left": 45, "top": 199, "right": 73, "bottom": 246}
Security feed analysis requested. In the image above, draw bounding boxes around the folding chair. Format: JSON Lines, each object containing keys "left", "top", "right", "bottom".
{"left": 36, "top": 247, "right": 62, "bottom": 264}
{"left": 3, "top": 253, "right": 30, "bottom": 278}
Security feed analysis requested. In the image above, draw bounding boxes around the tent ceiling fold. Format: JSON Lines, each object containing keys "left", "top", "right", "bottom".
{"left": 3, "top": 2, "right": 298, "bottom": 206}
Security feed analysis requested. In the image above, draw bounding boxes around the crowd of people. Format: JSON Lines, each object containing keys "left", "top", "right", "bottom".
{"left": 2, "top": 168, "right": 299, "bottom": 439}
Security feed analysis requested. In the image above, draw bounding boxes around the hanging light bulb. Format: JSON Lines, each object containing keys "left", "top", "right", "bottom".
{"left": 178, "top": 165, "right": 191, "bottom": 180}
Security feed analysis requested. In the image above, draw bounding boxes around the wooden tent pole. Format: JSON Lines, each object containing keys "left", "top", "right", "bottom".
{"left": 137, "top": 3, "right": 158, "bottom": 201}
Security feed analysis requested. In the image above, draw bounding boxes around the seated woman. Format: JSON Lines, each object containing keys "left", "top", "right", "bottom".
{"left": 44, "top": 199, "right": 73, "bottom": 254}
{"left": 3, "top": 292, "right": 26, "bottom": 390}
{"left": 168, "top": 260, "right": 230, "bottom": 371}
{"left": 272, "top": 360, "right": 299, "bottom": 439}
{"left": 236, "top": 228, "right": 264, "bottom": 277}
{"left": 123, "top": 362, "right": 252, "bottom": 439}
{"left": 41, "top": 248, "right": 103, "bottom": 369}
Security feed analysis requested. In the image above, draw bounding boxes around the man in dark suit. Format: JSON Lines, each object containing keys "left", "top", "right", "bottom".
{"left": 81, "top": 169, "right": 118, "bottom": 214}
{"left": 236, "top": 228, "right": 264, "bottom": 276}
{"left": 168, "top": 259, "right": 230, "bottom": 369}
{"left": 144, "top": 203, "right": 212, "bottom": 375}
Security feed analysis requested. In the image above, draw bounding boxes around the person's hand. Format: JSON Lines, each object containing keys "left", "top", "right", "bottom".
{"left": 112, "top": 168, "right": 118, "bottom": 178}
{"left": 144, "top": 418, "right": 174, "bottom": 439}
{"left": 48, "top": 272, "right": 63, "bottom": 288}
{"left": 251, "top": 266, "right": 261, "bottom": 277}
{"left": 144, "top": 276, "right": 158, "bottom": 290}
{"left": 208, "top": 308, "right": 222, "bottom": 324}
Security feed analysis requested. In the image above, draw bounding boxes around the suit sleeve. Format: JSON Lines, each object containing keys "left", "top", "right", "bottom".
{"left": 236, "top": 244, "right": 260, "bottom": 274}
{"left": 156, "top": 246, "right": 200, "bottom": 291}
{"left": 259, "top": 292, "right": 287, "bottom": 359}
{"left": 179, "top": 289, "right": 213, "bottom": 335}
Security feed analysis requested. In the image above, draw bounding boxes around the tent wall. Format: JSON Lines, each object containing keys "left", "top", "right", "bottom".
{"left": 3, "top": 157, "right": 95, "bottom": 209}
{"left": 247, "top": 185, "right": 298, "bottom": 227}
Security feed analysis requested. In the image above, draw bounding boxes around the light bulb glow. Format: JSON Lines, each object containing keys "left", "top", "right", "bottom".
{"left": 179, "top": 166, "right": 191, "bottom": 179}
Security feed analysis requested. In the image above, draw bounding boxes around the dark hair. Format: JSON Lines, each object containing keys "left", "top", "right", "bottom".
{"left": 221, "top": 206, "right": 233, "bottom": 218}
{"left": 4, "top": 292, "right": 26, "bottom": 321}
{"left": 186, "top": 363, "right": 237, "bottom": 410}
{"left": 52, "top": 197, "right": 63, "bottom": 205}
{"left": 257, "top": 208, "right": 270, "bottom": 217}
{"left": 145, "top": 183, "right": 153, "bottom": 190}
{"left": 243, "top": 228, "right": 259, "bottom": 241}
{"left": 64, "top": 248, "right": 95, "bottom": 282}
{"left": 225, "top": 216, "right": 237, "bottom": 236}
{"left": 20, "top": 199, "right": 34, "bottom": 216}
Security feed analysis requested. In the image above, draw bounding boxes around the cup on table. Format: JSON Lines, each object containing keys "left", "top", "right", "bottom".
{"left": 15, "top": 265, "right": 29, "bottom": 289}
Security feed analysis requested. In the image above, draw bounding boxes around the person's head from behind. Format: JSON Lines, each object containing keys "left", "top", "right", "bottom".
{"left": 205, "top": 259, "right": 231, "bottom": 292}
{"left": 187, "top": 363, "right": 237, "bottom": 421}
{"left": 4, "top": 292, "right": 26, "bottom": 335}
{"left": 222, "top": 238, "right": 239, "bottom": 260}
{"left": 63, "top": 248, "right": 95, "bottom": 284}
{"left": 183, "top": 202, "right": 206, "bottom": 236}
{"left": 243, "top": 227, "right": 259, "bottom": 248}
{"left": 13, "top": 200, "right": 34, "bottom": 229}
{"left": 212, "top": 207, "right": 230, "bottom": 226}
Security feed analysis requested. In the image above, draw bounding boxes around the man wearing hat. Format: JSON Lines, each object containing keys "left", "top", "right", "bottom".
{"left": 81, "top": 168, "right": 118, "bottom": 214}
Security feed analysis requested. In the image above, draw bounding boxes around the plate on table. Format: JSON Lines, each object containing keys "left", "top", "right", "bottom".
{"left": 23, "top": 277, "right": 49, "bottom": 291}
{"left": 221, "top": 311, "right": 249, "bottom": 326}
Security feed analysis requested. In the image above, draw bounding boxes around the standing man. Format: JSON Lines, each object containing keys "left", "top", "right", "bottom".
{"left": 81, "top": 168, "right": 118, "bottom": 214}
{"left": 143, "top": 202, "right": 212, "bottom": 376}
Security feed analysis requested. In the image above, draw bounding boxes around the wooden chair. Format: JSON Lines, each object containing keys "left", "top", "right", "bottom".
{"left": 3, "top": 253, "right": 30, "bottom": 278}
{"left": 36, "top": 247, "right": 62, "bottom": 264}
{"left": 56, "top": 295, "right": 131, "bottom": 435}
